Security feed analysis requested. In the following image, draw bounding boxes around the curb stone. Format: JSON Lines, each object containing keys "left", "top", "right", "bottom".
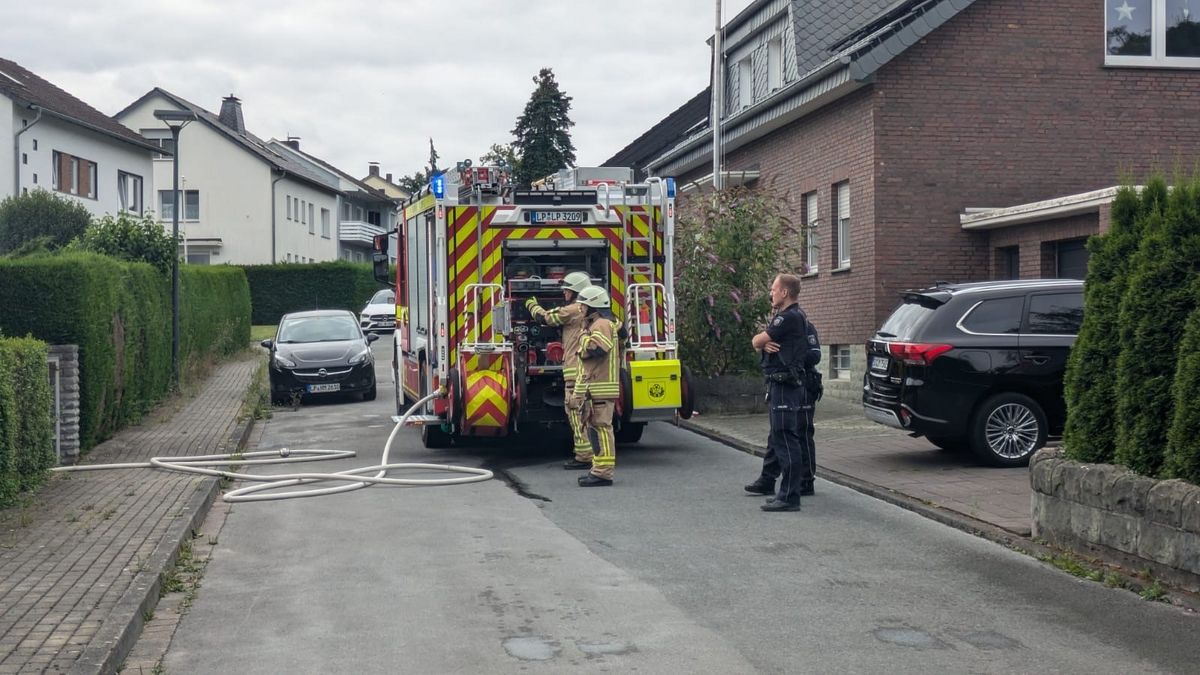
{"left": 67, "top": 387, "right": 258, "bottom": 675}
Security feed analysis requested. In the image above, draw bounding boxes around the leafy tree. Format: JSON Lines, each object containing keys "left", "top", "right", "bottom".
{"left": 1062, "top": 184, "right": 1147, "bottom": 463}
{"left": 0, "top": 189, "right": 91, "bottom": 255}
{"left": 479, "top": 143, "right": 520, "bottom": 175}
{"left": 511, "top": 68, "right": 575, "bottom": 188}
{"left": 1114, "top": 175, "right": 1200, "bottom": 476}
{"left": 673, "top": 184, "right": 805, "bottom": 376}
{"left": 396, "top": 172, "right": 428, "bottom": 195}
{"left": 74, "top": 211, "right": 177, "bottom": 274}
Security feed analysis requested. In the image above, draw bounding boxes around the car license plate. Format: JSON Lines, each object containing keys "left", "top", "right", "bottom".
{"left": 870, "top": 355, "right": 889, "bottom": 372}
{"left": 531, "top": 210, "right": 583, "bottom": 224}
{"left": 307, "top": 383, "right": 340, "bottom": 393}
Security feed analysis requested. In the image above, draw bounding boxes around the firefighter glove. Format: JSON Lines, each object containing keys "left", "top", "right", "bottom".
{"left": 525, "top": 297, "right": 539, "bottom": 310}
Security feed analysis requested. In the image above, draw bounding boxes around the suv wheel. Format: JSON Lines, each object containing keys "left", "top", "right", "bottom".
{"left": 970, "top": 392, "right": 1046, "bottom": 467}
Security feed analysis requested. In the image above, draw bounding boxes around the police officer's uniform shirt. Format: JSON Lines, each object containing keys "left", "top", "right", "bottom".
{"left": 762, "top": 303, "right": 814, "bottom": 375}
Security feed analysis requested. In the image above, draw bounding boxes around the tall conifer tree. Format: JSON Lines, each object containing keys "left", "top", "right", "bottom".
{"left": 511, "top": 68, "right": 575, "bottom": 188}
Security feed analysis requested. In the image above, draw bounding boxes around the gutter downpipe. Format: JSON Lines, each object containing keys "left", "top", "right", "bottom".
{"left": 271, "top": 169, "right": 287, "bottom": 263}
{"left": 13, "top": 106, "right": 44, "bottom": 195}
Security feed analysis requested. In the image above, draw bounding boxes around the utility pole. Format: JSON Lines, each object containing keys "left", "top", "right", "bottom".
{"left": 712, "top": 0, "right": 724, "bottom": 191}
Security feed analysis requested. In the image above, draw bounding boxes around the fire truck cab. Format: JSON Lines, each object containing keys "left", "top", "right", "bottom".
{"left": 373, "top": 165, "right": 693, "bottom": 448}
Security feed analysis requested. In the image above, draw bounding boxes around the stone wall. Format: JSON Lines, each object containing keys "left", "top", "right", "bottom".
{"left": 1030, "top": 448, "right": 1200, "bottom": 592}
{"left": 47, "top": 345, "right": 80, "bottom": 463}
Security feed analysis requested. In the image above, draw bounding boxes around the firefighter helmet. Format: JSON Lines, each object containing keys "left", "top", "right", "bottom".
{"left": 577, "top": 286, "right": 611, "bottom": 309}
{"left": 562, "top": 271, "right": 592, "bottom": 293}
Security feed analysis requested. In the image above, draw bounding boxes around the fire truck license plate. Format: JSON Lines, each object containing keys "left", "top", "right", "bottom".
{"left": 531, "top": 210, "right": 583, "bottom": 224}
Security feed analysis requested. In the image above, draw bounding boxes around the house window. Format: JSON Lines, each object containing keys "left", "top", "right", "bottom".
{"left": 32, "top": 174, "right": 37, "bottom": 185}
{"left": 32, "top": 140, "right": 37, "bottom": 150}
{"left": 159, "top": 190, "right": 200, "bottom": 220}
{"left": 117, "top": 171, "right": 143, "bottom": 214}
{"left": 833, "top": 181, "right": 850, "bottom": 269}
{"left": 1055, "top": 238, "right": 1090, "bottom": 279}
{"left": 343, "top": 248, "right": 352, "bottom": 260}
{"left": 738, "top": 56, "right": 753, "bottom": 109}
{"left": 803, "top": 191, "right": 819, "bottom": 274}
{"left": 996, "top": 246, "right": 1020, "bottom": 280}
{"left": 52, "top": 151, "right": 97, "bottom": 199}
{"left": 831, "top": 345, "right": 852, "bottom": 380}
{"left": 342, "top": 201, "right": 352, "bottom": 221}
{"left": 22, "top": 153, "right": 27, "bottom": 165}
{"left": 308, "top": 204, "right": 315, "bottom": 233}
{"left": 767, "top": 38, "right": 783, "bottom": 91}
{"left": 287, "top": 196, "right": 293, "bottom": 221}
{"left": 367, "top": 210, "right": 381, "bottom": 226}
{"left": 150, "top": 137, "right": 175, "bottom": 159}
{"left": 1106, "top": 0, "right": 1200, "bottom": 66}
{"left": 187, "top": 252, "right": 211, "bottom": 265}
{"left": 321, "top": 208, "right": 331, "bottom": 238}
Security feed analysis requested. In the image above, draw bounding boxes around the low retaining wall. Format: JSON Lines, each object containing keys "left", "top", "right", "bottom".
{"left": 1030, "top": 448, "right": 1200, "bottom": 592}
{"left": 690, "top": 374, "right": 766, "bottom": 415}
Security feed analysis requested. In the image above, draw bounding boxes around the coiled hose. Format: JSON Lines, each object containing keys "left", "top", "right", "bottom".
{"left": 52, "top": 391, "right": 492, "bottom": 502}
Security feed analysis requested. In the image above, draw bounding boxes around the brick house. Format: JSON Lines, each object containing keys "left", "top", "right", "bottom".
{"left": 606, "top": 0, "right": 1200, "bottom": 398}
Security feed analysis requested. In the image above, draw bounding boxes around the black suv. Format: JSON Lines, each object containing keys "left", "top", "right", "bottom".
{"left": 862, "top": 279, "right": 1084, "bottom": 467}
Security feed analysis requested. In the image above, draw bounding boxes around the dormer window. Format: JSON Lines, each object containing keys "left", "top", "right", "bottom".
{"left": 738, "top": 56, "right": 753, "bottom": 109}
{"left": 767, "top": 38, "right": 783, "bottom": 91}
{"left": 1106, "top": 0, "right": 1200, "bottom": 67}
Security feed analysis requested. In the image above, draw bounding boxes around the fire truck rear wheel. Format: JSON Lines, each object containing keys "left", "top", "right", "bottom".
{"left": 615, "top": 421, "right": 645, "bottom": 444}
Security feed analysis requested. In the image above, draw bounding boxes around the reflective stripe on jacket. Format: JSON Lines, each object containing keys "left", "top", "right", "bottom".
{"left": 574, "top": 314, "right": 620, "bottom": 400}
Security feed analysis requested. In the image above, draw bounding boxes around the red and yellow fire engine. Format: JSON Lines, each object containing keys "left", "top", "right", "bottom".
{"left": 373, "top": 165, "right": 692, "bottom": 448}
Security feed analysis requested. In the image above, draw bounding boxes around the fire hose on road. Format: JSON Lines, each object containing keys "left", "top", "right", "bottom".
{"left": 52, "top": 391, "right": 493, "bottom": 502}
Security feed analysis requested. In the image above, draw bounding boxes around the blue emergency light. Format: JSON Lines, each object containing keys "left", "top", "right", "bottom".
{"left": 666, "top": 177, "right": 676, "bottom": 198}
{"left": 431, "top": 173, "right": 446, "bottom": 199}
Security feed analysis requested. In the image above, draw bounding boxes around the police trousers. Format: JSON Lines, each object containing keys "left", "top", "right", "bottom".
{"left": 759, "top": 381, "right": 815, "bottom": 504}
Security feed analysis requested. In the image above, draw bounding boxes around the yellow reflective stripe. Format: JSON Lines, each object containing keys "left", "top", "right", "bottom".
{"left": 562, "top": 366, "right": 578, "bottom": 378}
{"left": 544, "top": 308, "right": 565, "bottom": 326}
{"left": 589, "top": 332, "right": 613, "bottom": 350}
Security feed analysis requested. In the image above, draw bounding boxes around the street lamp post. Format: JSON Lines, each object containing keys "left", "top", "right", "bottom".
{"left": 153, "top": 109, "right": 197, "bottom": 389}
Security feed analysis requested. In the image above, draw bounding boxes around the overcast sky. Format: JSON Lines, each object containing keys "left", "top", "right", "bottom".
{"left": 4, "top": 0, "right": 755, "bottom": 182}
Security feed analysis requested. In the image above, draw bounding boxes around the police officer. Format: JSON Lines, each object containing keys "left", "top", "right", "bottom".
{"left": 570, "top": 286, "right": 622, "bottom": 487}
{"left": 745, "top": 273, "right": 821, "bottom": 512}
{"left": 526, "top": 271, "right": 593, "bottom": 469}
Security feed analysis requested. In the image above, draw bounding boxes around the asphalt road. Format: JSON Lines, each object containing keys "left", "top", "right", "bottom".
{"left": 163, "top": 339, "right": 1199, "bottom": 674}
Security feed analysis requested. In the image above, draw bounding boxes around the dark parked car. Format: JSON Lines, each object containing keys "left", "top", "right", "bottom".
{"left": 262, "top": 310, "right": 379, "bottom": 404}
{"left": 862, "top": 279, "right": 1084, "bottom": 467}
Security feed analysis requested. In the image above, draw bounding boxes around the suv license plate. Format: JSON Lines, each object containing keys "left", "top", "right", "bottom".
{"left": 307, "top": 383, "right": 340, "bottom": 393}
{"left": 870, "top": 355, "right": 889, "bottom": 371}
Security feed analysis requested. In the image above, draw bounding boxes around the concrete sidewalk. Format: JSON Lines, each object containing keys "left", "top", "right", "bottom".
{"left": 682, "top": 395, "right": 1035, "bottom": 536}
{"left": 0, "top": 356, "right": 258, "bottom": 675}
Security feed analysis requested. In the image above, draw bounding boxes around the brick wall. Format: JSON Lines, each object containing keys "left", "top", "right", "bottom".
{"left": 680, "top": 88, "right": 878, "bottom": 347}
{"left": 873, "top": 0, "right": 1200, "bottom": 327}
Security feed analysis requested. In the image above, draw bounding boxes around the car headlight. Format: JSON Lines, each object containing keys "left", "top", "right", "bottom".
{"left": 348, "top": 348, "right": 372, "bottom": 365}
{"left": 273, "top": 353, "right": 296, "bottom": 369}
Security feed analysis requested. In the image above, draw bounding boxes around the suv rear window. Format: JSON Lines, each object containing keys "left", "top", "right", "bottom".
{"left": 1026, "top": 292, "right": 1084, "bottom": 334}
{"left": 960, "top": 296, "right": 1023, "bottom": 334}
{"left": 879, "top": 301, "right": 938, "bottom": 341}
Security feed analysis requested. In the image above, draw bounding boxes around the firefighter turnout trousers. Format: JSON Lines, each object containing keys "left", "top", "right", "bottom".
{"left": 529, "top": 300, "right": 591, "bottom": 460}
{"left": 564, "top": 382, "right": 592, "bottom": 463}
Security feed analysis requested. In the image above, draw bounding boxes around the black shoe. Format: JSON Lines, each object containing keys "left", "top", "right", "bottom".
{"left": 761, "top": 499, "right": 800, "bottom": 512}
{"left": 563, "top": 459, "right": 591, "bottom": 470}
{"left": 578, "top": 474, "right": 613, "bottom": 487}
{"left": 744, "top": 480, "right": 775, "bottom": 496}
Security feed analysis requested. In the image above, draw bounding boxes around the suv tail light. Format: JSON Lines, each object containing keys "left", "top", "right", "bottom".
{"left": 887, "top": 342, "right": 953, "bottom": 365}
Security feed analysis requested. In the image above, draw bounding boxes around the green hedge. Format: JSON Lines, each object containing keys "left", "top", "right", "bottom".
{"left": 1062, "top": 184, "right": 1150, "bottom": 463}
{"left": 1114, "top": 178, "right": 1199, "bottom": 476}
{"left": 1166, "top": 281, "right": 1200, "bottom": 484}
{"left": 242, "top": 262, "right": 389, "bottom": 325}
{"left": 0, "top": 336, "right": 54, "bottom": 508}
{"left": 0, "top": 252, "right": 250, "bottom": 452}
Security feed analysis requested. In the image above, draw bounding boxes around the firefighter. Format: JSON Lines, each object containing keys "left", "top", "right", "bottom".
{"left": 571, "top": 286, "right": 621, "bottom": 487}
{"left": 525, "top": 271, "right": 593, "bottom": 469}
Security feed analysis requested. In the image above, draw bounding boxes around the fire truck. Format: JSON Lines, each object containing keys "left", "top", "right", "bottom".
{"left": 373, "top": 165, "right": 693, "bottom": 448}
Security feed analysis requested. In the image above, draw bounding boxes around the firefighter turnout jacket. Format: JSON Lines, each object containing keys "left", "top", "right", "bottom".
{"left": 574, "top": 313, "right": 621, "bottom": 400}
{"left": 527, "top": 299, "right": 588, "bottom": 381}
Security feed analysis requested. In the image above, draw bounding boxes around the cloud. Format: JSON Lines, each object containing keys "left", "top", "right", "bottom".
{"left": 4, "top": 0, "right": 754, "bottom": 179}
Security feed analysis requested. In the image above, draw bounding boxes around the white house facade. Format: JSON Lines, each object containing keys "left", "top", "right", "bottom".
{"left": 269, "top": 139, "right": 400, "bottom": 265}
{"left": 1, "top": 57, "right": 157, "bottom": 217}
{"left": 116, "top": 89, "right": 338, "bottom": 265}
